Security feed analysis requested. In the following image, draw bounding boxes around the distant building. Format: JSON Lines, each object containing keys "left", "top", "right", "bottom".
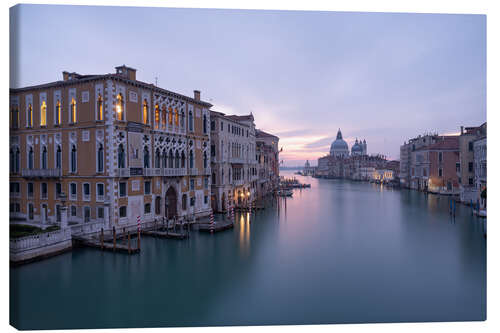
{"left": 209, "top": 111, "right": 257, "bottom": 212}
{"left": 411, "top": 136, "right": 460, "bottom": 194}
{"left": 458, "top": 123, "right": 487, "bottom": 203}
{"left": 473, "top": 135, "right": 486, "bottom": 209}
{"left": 399, "top": 134, "right": 440, "bottom": 188}
{"left": 256, "top": 129, "right": 280, "bottom": 199}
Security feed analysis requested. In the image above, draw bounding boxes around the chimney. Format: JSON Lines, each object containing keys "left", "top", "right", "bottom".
{"left": 460, "top": 126, "right": 464, "bottom": 135}
{"left": 194, "top": 90, "right": 201, "bottom": 101}
{"left": 115, "top": 65, "right": 137, "bottom": 81}
{"left": 62, "top": 71, "right": 70, "bottom": 81}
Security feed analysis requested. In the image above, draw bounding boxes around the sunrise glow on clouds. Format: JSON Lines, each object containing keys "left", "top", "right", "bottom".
{"left": 13, "top": 7, "right": 486, "bottom": 167}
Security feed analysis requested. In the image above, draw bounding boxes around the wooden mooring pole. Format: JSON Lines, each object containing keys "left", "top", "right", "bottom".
{"left": 128, "top": 231, "right": 131, "bottom": 254}
{"left": 100, "top": 228, "right": 104, "bottom": 250}
{"left": 137, "top": 228, "right": 141, "bottom": 250}
{"left": 113, "top": 226, "right": 116, "bottom": 252}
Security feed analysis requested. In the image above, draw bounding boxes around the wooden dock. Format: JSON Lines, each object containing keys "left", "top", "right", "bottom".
{"left": 198, "top": 221, "right": 234, "bottom": 233}
{"left": 141, "top": 230, "right": 187, "bottom": 239}
{"left": 72, "top": 235, "right": 140, "bottom": 254}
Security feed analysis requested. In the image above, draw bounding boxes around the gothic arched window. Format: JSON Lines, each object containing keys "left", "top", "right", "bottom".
{"left": 189, "top": 150, "right": 194, "bottom": 169}
{"left": 168, "top": 149, "right": 174, "bottom": 168}
{"left": 40, "top": 101, "right": 47, "bottom": 126}
{"left": 97, "top": 144, "right": 104, "bottom": 172}
{"left": 155, "top": 149, "right": 161, "bottom": 168}
{"left": 143, "top": 99, "right": 148, "bottom": 124}
{"left": 175, "top": 151, "right": 180, "bottom": 168}
{"left": 97, "top": 94, "right": 103, "bottom": 121}
{"left": 144, "top": 146, "right": 150, "bottom": 168}
{"left": 55, "top": 100, "right": 61, "bottom": 125}
{"left": 28, "top": 147, "right": 34, "bottom": 169}
{"left": 118, "top": 144, "right": 125, "bottom": 168}
{"left": 41, "top": 146, "right": 47, "bottom": 169}
{"left": 116, "top": 93, "right": 124, "bottom": 121}
{"left": 71, "top": 144, "right": 77, "bottom": 172}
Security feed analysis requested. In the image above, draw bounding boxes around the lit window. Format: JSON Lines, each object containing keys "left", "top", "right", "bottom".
{"left": 55, "top": 100, "right": 61, "bottom": 125}
{"left": 161, "top": 105, "right": 166, "bottom": 129}
{"left": 154, "top": 104, "right": 160, "bottom": 129}
{"left": 174, "top": 108, "right": 179, "bottom": 126}
{"left": 27, "top": 104, "right": 33, "bottom": 127}
{"left": 40, "top": 101, "right": 47, "bottom": 126}
{"left": 70, "top": 98, "right": 76, "bottom": 123}
{"left": 97, "top": 94, "right": 103, "bottom": 121}
{"left": 116, "top": 93, "right": 124, "bottom": 120}
{"left": 143, "top": 99, "right": 148, "bottom": 124}
{"left": 168, "top": 107, "right": 173, "bottom": 125}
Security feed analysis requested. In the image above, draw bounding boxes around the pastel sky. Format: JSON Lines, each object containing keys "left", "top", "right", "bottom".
{"left": 10, "top": 5, "right": 486, "bottom": 166}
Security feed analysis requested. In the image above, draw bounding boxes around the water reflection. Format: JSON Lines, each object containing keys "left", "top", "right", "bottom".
{"left": 238, "top": 213, "right": 250, "bottom": 255}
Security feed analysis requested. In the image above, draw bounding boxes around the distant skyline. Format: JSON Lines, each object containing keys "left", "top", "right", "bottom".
{"left": 10, "top": 5, "right": 486, "bottom": 166}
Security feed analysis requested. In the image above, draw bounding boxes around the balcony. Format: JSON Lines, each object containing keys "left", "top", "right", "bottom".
{"left": 21, "top": 168, "right": 61, "bottom": 178}
{"left": 230, "top": 157, "right": 246, "bottom": 164}
{"left": 187, "top": 168, "right": 199, "bottom": 176}
{"left": 144, "top": 168, "right": 162, "bottom": 177}
{"left": 117, "top": 168, "right": 130, "bottom": 177}
{"left": 162, "top": 168, "right": 187, "bottom": 177}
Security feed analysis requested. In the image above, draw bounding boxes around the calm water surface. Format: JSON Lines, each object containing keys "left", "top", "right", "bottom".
{"left": 10, "top": 171, "right": 486, "bottom": 329}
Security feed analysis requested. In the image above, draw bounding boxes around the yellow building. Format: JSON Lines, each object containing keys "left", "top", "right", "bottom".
{"left": 9, "top": 65, "right": 212, "bottom": 229}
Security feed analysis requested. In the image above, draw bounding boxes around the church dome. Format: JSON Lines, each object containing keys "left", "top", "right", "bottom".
{"left": 330, "top": 129, "right": 349, "bottom": 157}
{"left": 351, "top": 139, "right": 363, "bottom": 154}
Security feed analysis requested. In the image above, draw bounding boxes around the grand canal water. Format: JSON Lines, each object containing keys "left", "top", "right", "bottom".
{"left": 10, "top": 171, "right": 486, "bottom": 329}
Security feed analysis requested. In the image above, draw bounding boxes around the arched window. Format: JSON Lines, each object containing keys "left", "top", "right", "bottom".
{"left": 71, "top": 144, "right": 77, "bottom": 172}
{"left": 40, "top": 101, "right": 47, "bottom": 126}
{"left": 15, "top": 148, "right": 20, "bottom": 172}
{"left": 168, "top": 149, "right": 174, "bottom": 168}
{"left": 189, "top": 150, "right": 194, "bottom": 169}
{"left": 181, "top": 194, "right": 187, "bottom": 210}
{"left": 203, "top": 151, "right": 207, "bottom": 169}
{"left": 97, "top": 144, "right": 104, "bottom": 172}
{"left": 9, "top": 149, "right": 14, "bottom": 172}
{"left": 28, "top": 147, "right": 34, "bottom": 169}
{"left": 155, "top": 196, "right": 161, "bottom": 215}
{"left": 161, "top": 105, "right": 167, "bottom": 129}
{"left": 162, "top": 149, "right": 167, "bottom": 168}
{"left": 181, "top": 111, "right": 185, "bottom": 128}
{"left": 55, "top": 100, "right": 61, "bottom": 125}
{"left": 70, "top": 98, "right": 77, "bottom": 123}
{"left": 116, "top": 93, "right": 124, "bottom": 121}
{"left": 175, "top": 151, "right": 180, "bottom": 168}
{"left": 97, "top": 94, "right": 103, "bottom": 121}
{"left": 41, "top": 146, "right": 47, "bottom": 169}
{"left": 188, "top": 111, "right": 193, "bottom": 132}
{"left": 27, "top": 104, "right": 33, "bottom": 127}
{"left": 143, "top": 99, "right": 148, "bottom": 124}
{"left": 203, "top": 115, "right": 207, "bottom": 134}
{"left": 118, "top": 144, "right": 125, "bottom": 168}
{"left": 143, "top": 146, "right": 150, "bottom": 168}
{"left": 168, "top": 107, "right": 173, "bottom": 125}
{"left": 181, "top": 151, "right": 186, "bottom": 168}
{"left": 11, "top": 108, "right": 19, "bottom": 128}
{"left": 174, "top": 108, "right": 179, "bottom": 126}
{"left": 155, "top": 149, "right": 161, "bottom": 168}
{"left": 154, "top": 104, "right": 160, "bottom": 129}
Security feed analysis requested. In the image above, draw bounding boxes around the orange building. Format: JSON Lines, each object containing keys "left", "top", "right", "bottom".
{"left": 10, "top": 65, "right": 212, "bottom": 229}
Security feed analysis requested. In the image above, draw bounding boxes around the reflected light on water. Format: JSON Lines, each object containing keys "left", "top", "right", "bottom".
{"left": 239, "top": 213, "right": 250, "bottom": 254}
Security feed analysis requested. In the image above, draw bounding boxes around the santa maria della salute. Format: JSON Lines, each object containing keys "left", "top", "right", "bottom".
{"left": 316, "top": 128, "right": 398, "bottom": 181}
{"left": 330, "top": 129, "right": 367, "bottom": 157}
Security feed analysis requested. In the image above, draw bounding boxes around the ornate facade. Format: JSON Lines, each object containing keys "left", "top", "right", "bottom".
{"left": 9, "top": 65, "right": 212, "bottom": 229}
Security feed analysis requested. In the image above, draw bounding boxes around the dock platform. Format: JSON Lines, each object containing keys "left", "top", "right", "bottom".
{"left": 142, "top": 230, "right": 188, "bottom": 239}
{"left": 73, "top": 235, "right": 140, "bottom": 254}
{"left": 198, "top": 221, "right": 234, "bottom": 233}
